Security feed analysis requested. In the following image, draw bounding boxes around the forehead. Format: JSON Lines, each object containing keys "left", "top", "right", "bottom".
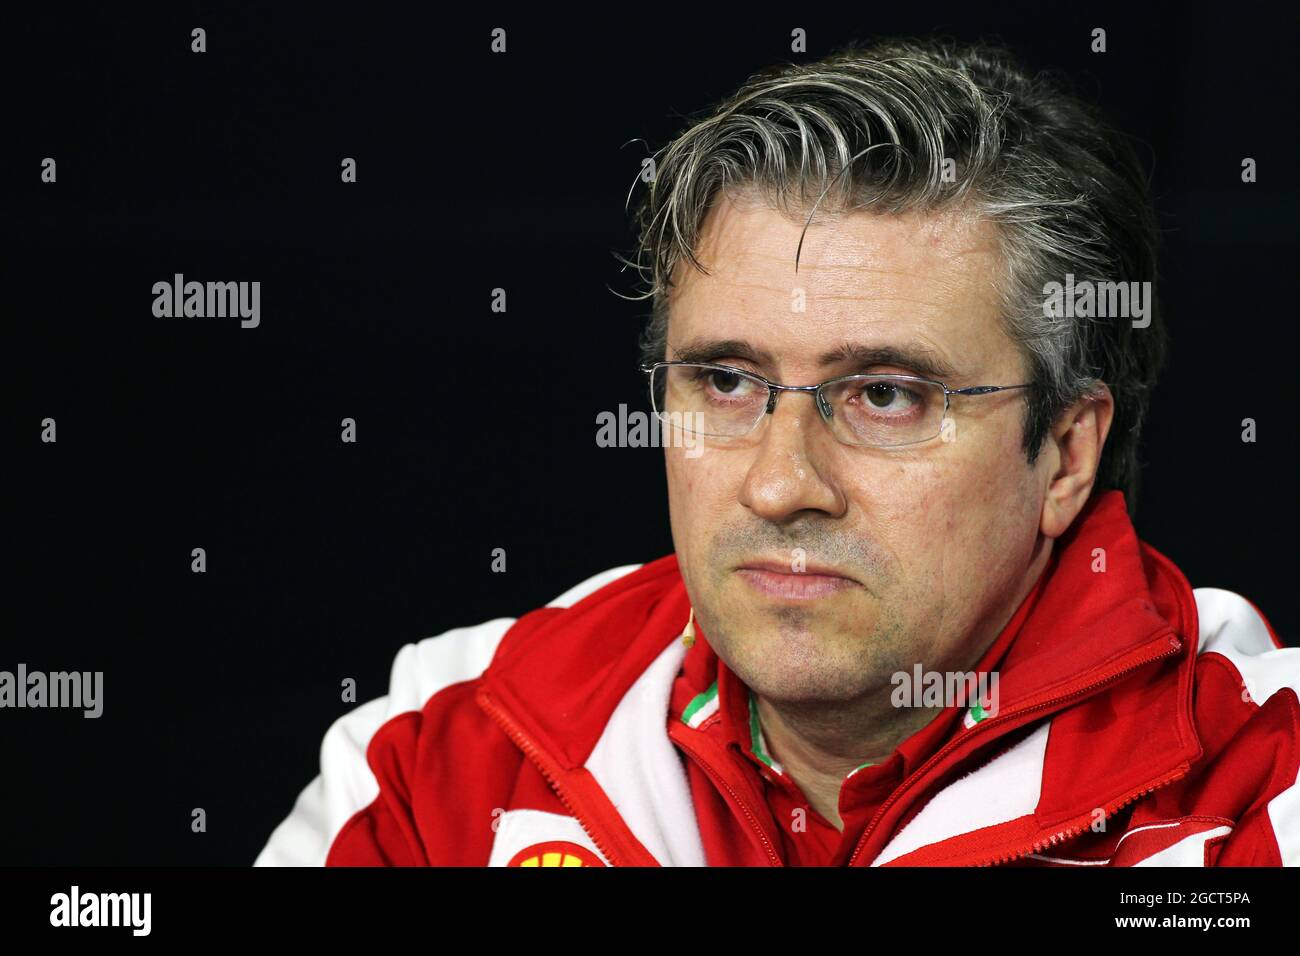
{"left": 666, "top": 191, "right": 1013, "bottom": 378}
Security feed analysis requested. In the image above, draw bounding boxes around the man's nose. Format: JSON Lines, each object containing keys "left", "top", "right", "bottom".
{"left": 736, "top": 390, "right": 847, "bottom": 522}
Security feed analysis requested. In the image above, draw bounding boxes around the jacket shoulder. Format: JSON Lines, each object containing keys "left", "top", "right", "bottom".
{"left": 1192, "top": 587, "right": 1296, "bottom": 707}
{"left": 253, "top": 563, "right": 645, "bottom": 866}
{"left": 1181, "top": 587, "right": 1299, "bottom": 865}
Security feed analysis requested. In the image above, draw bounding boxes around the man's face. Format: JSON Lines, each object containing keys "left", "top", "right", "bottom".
{"left": 664, "top": 191, "right": 1049, "bottom": 706}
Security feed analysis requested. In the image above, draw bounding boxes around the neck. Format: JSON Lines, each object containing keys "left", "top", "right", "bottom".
{"left": 754, "top": 694, "right": 935, "bottom": 829}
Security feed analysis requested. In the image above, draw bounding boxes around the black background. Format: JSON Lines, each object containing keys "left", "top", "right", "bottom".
{"left": 8, "top": 3, "right": 1297, "bottom": 864}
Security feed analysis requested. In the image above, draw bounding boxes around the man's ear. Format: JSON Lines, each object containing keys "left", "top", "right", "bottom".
{"left": 1040, "top": 382, "right": 1116, "bottom": 539}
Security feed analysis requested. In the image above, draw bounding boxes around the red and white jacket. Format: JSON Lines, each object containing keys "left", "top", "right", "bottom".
{"left": 255, "top": 491, "right": 1298, "bottom": 866}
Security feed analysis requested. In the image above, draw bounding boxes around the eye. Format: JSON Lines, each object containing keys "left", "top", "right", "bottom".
{"left": 685, "top": 366, "right": 760, "bottom": 401}
{"left": 835, "top": 376, "right": 933, "bottom": 421}
{"left": 708, "top": 369, "right": 742, "bottom": 394}
{"left": 862, "top": 380, "right": 915, "bottom": 409}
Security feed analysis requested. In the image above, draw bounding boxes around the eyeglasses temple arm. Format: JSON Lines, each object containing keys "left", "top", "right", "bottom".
{"left": 949, "top": 384, "right": 1032, "bottom": 396}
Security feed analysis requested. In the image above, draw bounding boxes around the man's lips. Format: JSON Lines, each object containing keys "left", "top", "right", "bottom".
{"left": 734, "top": 559, "right": 857, "bottom": 600}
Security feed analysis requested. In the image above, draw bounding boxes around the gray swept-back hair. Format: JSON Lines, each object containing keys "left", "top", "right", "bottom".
{"left": 622, "top": 37, "right": 1166, "bottom": 516}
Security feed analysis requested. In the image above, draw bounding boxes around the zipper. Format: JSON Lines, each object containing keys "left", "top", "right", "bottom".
{"left": 980, "top": 763, "right": 1190, "bottom": 866}
{"left": 477, "top": 686, "right": 629, "bottom": 867}
{"left": 849, "top": 632, "right": 1185, "bottom": 867}
{"left": 669, "top": 724, "right": 783, "bottom": 867}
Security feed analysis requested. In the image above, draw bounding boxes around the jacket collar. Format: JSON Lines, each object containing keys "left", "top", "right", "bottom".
{"left": 857, "top": 491, "right": 1202, "bottom": 864}
{"left": 476, "top": 490, "right": 1202, "bottom": 865}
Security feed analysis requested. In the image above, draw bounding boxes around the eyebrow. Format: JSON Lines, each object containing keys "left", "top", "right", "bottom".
{"left": 670, "top": 337, "right": 959, "bottom": 382}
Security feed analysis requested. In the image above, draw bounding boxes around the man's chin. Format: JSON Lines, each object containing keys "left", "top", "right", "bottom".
{"left": 695, "top": 577, "right": 880, "bottom": 660}
{"left": 721, "top": 640, "right": 876, "bottom": 704}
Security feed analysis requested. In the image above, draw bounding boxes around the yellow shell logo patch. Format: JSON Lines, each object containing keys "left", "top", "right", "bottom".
{"left": 507, "top": 840, "right": 606, "bottom": 867}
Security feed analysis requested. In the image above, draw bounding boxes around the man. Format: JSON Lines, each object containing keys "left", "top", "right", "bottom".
{"left": 256, "top": 38, "right": 1297, "bottom": 866}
